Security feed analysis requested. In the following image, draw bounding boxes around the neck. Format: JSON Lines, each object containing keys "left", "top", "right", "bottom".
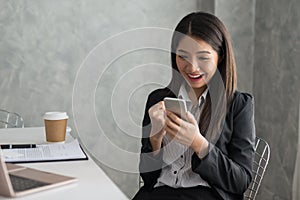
{"left": 193, "top": 85, "right": 207, "bottom": 99}
{"left": 187, "top": 85, "right": 207, "bottom": 104}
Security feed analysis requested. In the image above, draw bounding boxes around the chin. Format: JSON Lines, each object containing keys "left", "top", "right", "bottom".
{"left": 187, "top": 81, "right": 206, "bottom": 89}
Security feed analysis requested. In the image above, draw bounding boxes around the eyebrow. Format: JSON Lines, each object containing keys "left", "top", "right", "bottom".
{"left": 177, "top": 49, "right": 211, "bottom": 54}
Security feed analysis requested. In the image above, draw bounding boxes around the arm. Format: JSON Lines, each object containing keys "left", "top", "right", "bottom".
{"left": 191, "top": 93, "right": 256, "bottom": 194}
{"left": 139, "top": 92, "right": 165, "bottom": 190}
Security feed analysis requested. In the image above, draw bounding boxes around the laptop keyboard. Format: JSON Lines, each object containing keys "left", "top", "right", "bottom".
{"left": 9, "top": 174, "right": 49, "bottom": 192}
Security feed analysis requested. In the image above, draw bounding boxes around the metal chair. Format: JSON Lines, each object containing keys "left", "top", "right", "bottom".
{"left": 0, "top": 109, "right": 24, "bottom": 128}
{"left": 244, "top": 136, "right": 270, "bottom": 200}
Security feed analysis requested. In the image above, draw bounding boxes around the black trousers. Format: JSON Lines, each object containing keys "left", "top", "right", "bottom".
{"left": 132, "top": 185, "right": 222, "bottom": 200}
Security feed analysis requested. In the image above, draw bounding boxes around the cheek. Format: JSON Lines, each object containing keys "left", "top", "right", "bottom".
{"left": 209, "top": 67, "right": 218, "bottom": 77}
{"left": 203, "top": 61, "right": 218, "bottom": 74}
{"left": 176, "top": 57, "right": 186, "bottom": 71}
{"left": 205, "top": 65, "right": 218, "bottom": 81}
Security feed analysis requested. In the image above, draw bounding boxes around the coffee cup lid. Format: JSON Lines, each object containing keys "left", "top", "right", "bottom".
{"left": 43, "top": 112, "right": 69, "bottom": 120}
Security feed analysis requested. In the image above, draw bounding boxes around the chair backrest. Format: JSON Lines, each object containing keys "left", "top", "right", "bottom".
{"left": 244, "top": 137, "right": 270, "bottom": 200}
{"left": 0, "top": 109, "right": 24, "bottom": 128}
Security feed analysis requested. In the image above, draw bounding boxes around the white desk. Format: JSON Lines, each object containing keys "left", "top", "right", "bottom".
{"left": 0, "top": 127, "right": 128, "bottom": 200}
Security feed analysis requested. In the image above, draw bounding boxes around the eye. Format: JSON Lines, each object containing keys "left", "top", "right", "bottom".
{"left": 198, "top": 57, "right": 209, "bottom": 61}
{"left": 178, "top": 55, "right": 188, "bottom": 60}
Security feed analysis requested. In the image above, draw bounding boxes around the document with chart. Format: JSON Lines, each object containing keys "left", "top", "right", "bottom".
{"left": 2, "top": 139, "right": 88, "bottom": 163}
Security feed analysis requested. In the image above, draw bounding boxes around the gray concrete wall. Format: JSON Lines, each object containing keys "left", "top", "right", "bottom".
{"left": 215, "top": 0, "right": 255, "bottom": 93}
{"left": 197, "top": 0, "right": 215, "bottom": 13}
{"left": 253, "top": 0, "right": 300, "bottom": 199}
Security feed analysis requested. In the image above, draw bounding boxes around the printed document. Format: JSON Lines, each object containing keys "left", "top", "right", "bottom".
{"left": 2, "top": 139, "right": 87, "bottom": 163}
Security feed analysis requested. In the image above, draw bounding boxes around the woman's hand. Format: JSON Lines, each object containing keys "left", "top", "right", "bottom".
{"left": 165, "top": 111, "right": 209, "bottom": 157}
{"left": 148, "top": 101, "right": 167, "bottom": 155}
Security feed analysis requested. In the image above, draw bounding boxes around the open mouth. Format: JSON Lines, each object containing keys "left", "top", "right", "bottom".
{"left": 187, "top": 73, "right": 205, "bottom": 81}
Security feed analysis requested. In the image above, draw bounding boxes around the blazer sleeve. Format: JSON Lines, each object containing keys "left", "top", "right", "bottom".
{"left": 139, "top": 91, "right": 164, "bottom": 190}
{"left": 191, "top": 92, "right": 256, "bottom": 195}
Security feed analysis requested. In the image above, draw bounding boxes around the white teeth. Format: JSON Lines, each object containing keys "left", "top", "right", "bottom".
{"left": 188, "top": 74, "right": 202, "bottom": 78}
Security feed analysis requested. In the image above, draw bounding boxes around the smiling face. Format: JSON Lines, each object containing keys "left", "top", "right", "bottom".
{"left": 176, "top": 36, "right": 219, "bottom": 98}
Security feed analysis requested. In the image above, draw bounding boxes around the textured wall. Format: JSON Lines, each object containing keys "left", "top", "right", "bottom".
{"left": 197, "top": 0, "right": 215, "bottom": 13}
{"left": 215, "top": 0, "right": 255, "bottom": 93}
{"left": 0, "top": 0, "right": 198, "bottom": 198}
{"left": 293, "top": 101, "right": 300, "bottom": 200}
{"left": 254, "top": 0, "right": 300, "bottom": 199}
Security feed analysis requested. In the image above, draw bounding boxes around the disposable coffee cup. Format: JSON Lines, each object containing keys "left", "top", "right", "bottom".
{"left": 43, "top": 112, "right": 68, "bottom": 143}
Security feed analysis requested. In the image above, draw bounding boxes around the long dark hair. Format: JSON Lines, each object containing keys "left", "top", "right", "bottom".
{"left": 168, "top": 12, "right": 237, "bottom": 141}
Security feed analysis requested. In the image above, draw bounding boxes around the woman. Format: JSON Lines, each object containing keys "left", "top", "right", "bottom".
{"left": 133, "top": 12, "right": 255, "bottom": 200}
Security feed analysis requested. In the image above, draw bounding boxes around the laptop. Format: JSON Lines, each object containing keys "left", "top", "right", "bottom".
{"left": 0, "top": 148, "right": 77, "bottom": 198}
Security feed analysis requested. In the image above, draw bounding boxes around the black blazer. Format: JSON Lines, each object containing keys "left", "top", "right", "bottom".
{"left": 139, "top": 88, "right": 256, "bottom": 200}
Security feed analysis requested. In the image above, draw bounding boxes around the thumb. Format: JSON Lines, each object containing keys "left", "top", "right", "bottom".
{"left": 186, "top": 111, "right": 197, "bottom": 125}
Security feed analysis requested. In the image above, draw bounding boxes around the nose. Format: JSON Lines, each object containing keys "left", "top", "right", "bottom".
{"left": 186, "top": 57, "right": 199, "bottom": 71}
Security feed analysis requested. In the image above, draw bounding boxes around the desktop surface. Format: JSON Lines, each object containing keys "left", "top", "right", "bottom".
{"left": 0, "top": 127, "right": 128, "bottom": 200}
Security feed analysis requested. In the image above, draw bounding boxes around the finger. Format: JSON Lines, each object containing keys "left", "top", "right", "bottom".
{"left": 156, "top": 101, "right": 166, "bottom": 111}
{"left": 165, "top": 125, "right": 178, "bottom": 139}
{"left": 151, "top": 103, "right": 166, "bottom": 116}
{"left": 149, "top": 101, "right": 165, "bottom": 113}
{"left": 160, "top": 101, "right": 166, "bottom": 110}
{"left": 166, "top": 111, "right": 184, "bottom": 126}
{"left": 186, "top": 111, "right": 198, "bottom": 125}
{"left": 166, "top": 126, "right": 185, "bottom": 144}
{"left": 153, "top": 109, "right": 165, "bottom": 116}
{"left": 165, "top": 117, "right": 180, "bottom": 133}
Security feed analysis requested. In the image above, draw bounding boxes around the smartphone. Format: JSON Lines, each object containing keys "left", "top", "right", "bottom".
{"left": 164, "top": 97, "right": 187, "bottom": 120}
